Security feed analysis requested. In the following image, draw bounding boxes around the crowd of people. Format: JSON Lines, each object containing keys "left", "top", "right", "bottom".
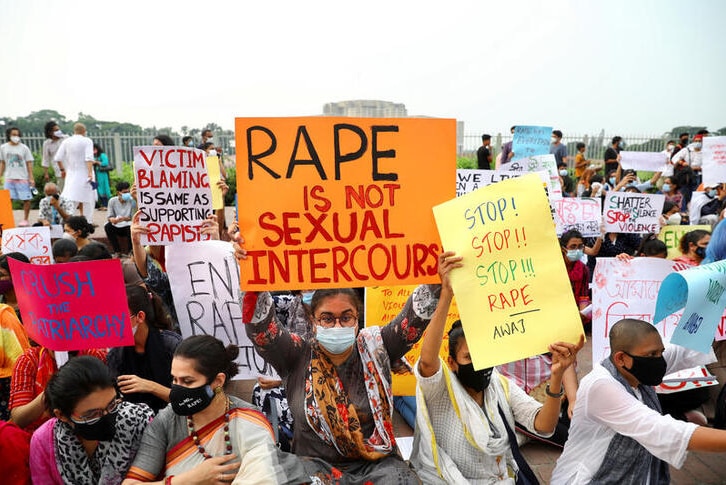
{"left": 0, "top": 122, "right": 724, "bottom": 484}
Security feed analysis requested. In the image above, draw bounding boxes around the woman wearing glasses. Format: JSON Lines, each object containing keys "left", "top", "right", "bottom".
{"left": 240, "top": 253, "right": 450, "bottom": 484}
{"left": 29, "top": 355, "right": 154, "bottom": 485}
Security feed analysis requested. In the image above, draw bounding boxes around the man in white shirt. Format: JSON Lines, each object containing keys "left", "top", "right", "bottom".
{"left": 54, "top": 123, "right": 96, "bottom": 223}
{"left": 552, "top": 318, "right": 726, "bottom": 484}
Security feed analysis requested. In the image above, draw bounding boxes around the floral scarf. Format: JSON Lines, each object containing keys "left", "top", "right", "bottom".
{"left": 304, "top": 326, "right": 395, "bottom": 460}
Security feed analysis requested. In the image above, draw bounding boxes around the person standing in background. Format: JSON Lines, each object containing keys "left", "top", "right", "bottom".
{"left": 0, "top": 127, "right": 35, "bottom": 227}
{"left": 476, "top": 134, "right": 492, "bottom": 170}
{"left": 550, "top": 129, "right": 568, "bottom": 166}
{"left": 54, "top": 123, "right": 96, "bottom": 222}
{"left": 93, "top": 143, "right": 112, "bottom": 210}
{"left": 42, "top": 121, "right": 67, "bottom": 191}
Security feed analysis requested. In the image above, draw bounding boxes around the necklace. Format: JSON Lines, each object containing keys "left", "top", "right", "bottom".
{"left": 186, "top": 397, "right": 233, "bottom": 459}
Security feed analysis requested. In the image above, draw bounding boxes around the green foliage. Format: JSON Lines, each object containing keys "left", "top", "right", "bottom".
{"left": 457, "top": 156, "right": 477, "bottom": 169}
{"left": 109, "top": 161, "right": 136, "bottom": 188}
{"left": 224, "top": 166, "right": 237, "bottom": 206}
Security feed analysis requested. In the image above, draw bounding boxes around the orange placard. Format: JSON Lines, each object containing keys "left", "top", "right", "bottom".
{"left": 235, "top": 117, "right": 456, "bottom": 290}
{"left": 0, "top": 190, "right": 15, "bottom": 234}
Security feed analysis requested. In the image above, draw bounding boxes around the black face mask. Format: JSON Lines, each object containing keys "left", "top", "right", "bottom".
{"left": 73, "top": 412, "right": 117, "bottom": 441}
{"left": 695, "top": 247, "right": 707, "bottom": 259}
{"left": 623, "top": 353, "right": 667, "bottom": 386}
{"left": 169, "top": 384, "right": 215, "bottom": 416}
{"left": 454, "top": 362, "right": 493, "bottom": 392}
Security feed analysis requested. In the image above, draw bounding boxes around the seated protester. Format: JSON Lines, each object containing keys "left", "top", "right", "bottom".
{"left": 558, "top": 162, "right": 575, "bottom": 197}
{"left": 104, "top": 181, "right": 136, "bottom": 257}
{"left": 35, "top": 182, "right": 75, "bottom": 226}
{"left": 552, "top": 319, "right": 726, "bottom": 484}
{"left": 52, "top": 238, "right": 78, "bottom": 263}
{"left": 586, "top": 232, "right": 642, "bottom": 281}
{"left": 697, "top": 183, "right": 726, "bottom": 227}
{"left": 0, "top": 420, "right": 31, "bottom": 485}
{"left": 636, "top": 236, "right": 668, "bottom": 258}
{"left": 238, "top": 240, "right": 445, "bottom": 483}
{"left": 108, "top": 285, "right": 181, "bottom": 414}
{"left": 659, "top": 176, "right": 684, "bottom": 210}
{"left": 560, "top": 230, "right": 591, "bottom": 329}
{"left": 673, "top": 229, "right": 710, "bottom": 267}
{"left": 412, "top": 252, "right": 583, "bottom": 483}
{"left": 0, "top": 252, "right": 32, "bottom": 316}
{"left": 77, "top": 241, "right": 113, "bottom": 260}
{"left": 659, "top": 200, "right": 682, "bottom": 227}
{"left": 581, "top": 174, "right": 604, "bottom": 198}
{"left": 10, "top": 346, "right": 107, "bottom": 432}
{"left": 63, "top": 215, "right": 95, "bottom": 250}
{"left": 30, "top": 356, "right": 154, "bottom": 485}
{"left": 124, "top": 336, "right": 309, "bottom": 485}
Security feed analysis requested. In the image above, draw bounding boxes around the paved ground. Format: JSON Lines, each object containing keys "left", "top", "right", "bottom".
{"left": 11, "top": 208, "right": 726, "bottom": 483}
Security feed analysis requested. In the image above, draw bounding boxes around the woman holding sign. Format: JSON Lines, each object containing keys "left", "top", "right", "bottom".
{"left": 239, "top": 247, "right": 447, "bottom": 483}
{"left": 412, "top": 252, "right": 583, "bottom": 484}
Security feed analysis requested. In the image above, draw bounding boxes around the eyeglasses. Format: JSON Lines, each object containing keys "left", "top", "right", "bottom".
{"left": 70, "top": 396, "right": 122, "bottom": 425}
{"left": 315, "top": 313, "right": 358, "bottom": 328}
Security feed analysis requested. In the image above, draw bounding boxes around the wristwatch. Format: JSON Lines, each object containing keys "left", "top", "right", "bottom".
{"left": 545, "top": 383, "right": 565, "bottom": 398}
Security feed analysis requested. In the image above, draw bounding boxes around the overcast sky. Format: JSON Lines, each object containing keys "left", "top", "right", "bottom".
{"left": 2, "top": 0, "right": 724, "bottom": 136}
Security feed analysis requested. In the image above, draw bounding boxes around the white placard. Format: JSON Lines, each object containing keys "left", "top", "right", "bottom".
{"left": 456, "top": 169, "right": 550, "bottom": 197}
{"left": 1, "top": 226, "right": 53, "bottom": 264}
{"left": 553, "top": 197, "right": 602, "bottom": 237}
{"left": 603, "top": 192, "right": 665, "bottom": 233}
{"left": 620, "top": 151, "right": 668, "bottom": 172}
{"left": 702, "top": 136, "right": 726, "bottom": 188}
{"left": 509, "top": 154, "right": 562, "bottom": 199}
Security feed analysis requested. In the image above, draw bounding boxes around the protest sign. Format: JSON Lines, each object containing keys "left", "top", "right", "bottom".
{"left": 8, "top": 258, "right": 131, "bottom": 351}
{"left": 133, "top": 146, "right": 213, "bottom": 245}
{"left": 433, "top": 173, "right": 583, "bottom": 370}
{"left": 365, "top": 285, "right": 461, "bottom": 395}
{"left": 0, "top": 190, "right": 14, "bottom": 232}
{"left": 49, "top": 225, "right": 64, "bottom": 239}
{"left": 654, "top": 260, "right": 726, "bottom": 353}
{"left": 620, "top": 151, "right": 668, "bottom": 172}
{"left": 553, "top": 197, "right": 602, "bottom": 237}
{"left": 658, "top": 224, "right": 712, "bottom": 259}
{"left": 509, "top": 154, "right": 563, "bottom": 199}
{"left": 512, "top": 125, "right": 551, "bottom": 159}
{"left": 235, "top": 117, "right": 456, "bottom": 290}
{"left": 456, "top": 169, "right": 549, "bottom": 197}
{"left": 166, "top": 241, "right": 276, "bottom": 379}
{"left": 206, "top": 155, "right": 225, "bottom": 210}
{"left": 701, "top": 136, "right": 726, "bottom": 188}
{"left": 656, "top": 366, "right": 718, "bottom": 395}
{"left": 2, "top": 226, "right": 53, "bottom": 264}
{"left": 603, "top": 191, "right": 665, "bottom": 234}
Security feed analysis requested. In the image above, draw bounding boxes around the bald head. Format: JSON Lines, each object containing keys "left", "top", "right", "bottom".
{"left": 609, "top": 319, "right": 660, "bottom": 354}
{"left": 73, "top": 123, "right": 86, "bottom": 135}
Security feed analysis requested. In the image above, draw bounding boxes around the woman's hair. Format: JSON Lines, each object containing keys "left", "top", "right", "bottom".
{"left": 126, "top": 284, "right": 172, "bottom": 330}
{"left": 309, "top": 288, "right": 363, "bottom": 317}
{"left": 93, "top": 143, "right": 104, "bottom": 155}
{"left": 201, "top": 142, "right": 215, "bottom": 152}
{"left": 559, "top": 229, "right": 584, "bottom": 248}
{"left": 66, "top": 216, "right": 95, "bottom": 238}
{"left": 662, "top": 200, "right": 676, "bottom": 215}
{"left": 44, "top": 121, "right": 59, "bottom": 139}
{"left": 44, "top": 356, "right": 115, "bottom": 417}
{"left": 679, "top": 229, "right": 710, "bottom": 255}
{"left": 154, "top": 134, "right": 174, "bottom": 146}
{"left": 637, "top": 235, "right": 668, "bottom": 257}
{"left": 52, "top": 238, "right": 78, "bottom": 260}
{"left": 0, "top": 252, "right": 30, "bottom": 272}
{"left": 78, "top": 242, "right": 112, "bottom": 260}
{"left": 448, "top": 320, "right": 466, "bottom": 360}
{"left": 174, "top": 335, "right": 239, "bottom": 386}
{"left": 576, "top": 142, "right": 586, "bottom": 150}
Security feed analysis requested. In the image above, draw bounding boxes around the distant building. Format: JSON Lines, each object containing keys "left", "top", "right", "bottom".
{"left": 323, "top": 100, "right": 407, "bottom": 118}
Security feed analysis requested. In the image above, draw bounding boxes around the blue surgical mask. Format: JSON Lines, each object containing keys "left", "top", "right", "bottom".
{"left": 316, "top": 326, "right": 356, "bottom": 354}
{"left": 121, "top": 192, "right": 132, "bottom": 202}
{"left": 559, "top": 169, "right": 568, "bottom": 177}
{"left": 661, "top": 184, "right": 671, "bottom": 193}
{"left": 693, "top": 142, "right": 703, "bottom": 150}
{"left": 566, "top": 249, "right": 584, "bottom": 262}
{"left": 301, "top": 291, "right": 314, "bottom": 306}
{"left": 708, "top": 189, "right": 717, "bottom": 198}
{"left": 609, "top": 177, "right": 616, "bottom": 186}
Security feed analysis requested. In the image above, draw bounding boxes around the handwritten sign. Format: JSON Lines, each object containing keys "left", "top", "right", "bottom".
{"left": 512, "top": 125, "right": 552, "bottom": 159}
{"left": 654, "top": 260, "right": 726, "bottom": 353}
{"left": 509, "top": 154, "right": 563, "bottom": 199}
{"left": 8, "top": 258, "right": 131, "bottom": 351}
{"left": 656, "top": 366, "right": 718, "bottom": 395}
{"left": 235, "top": 117, "right": 456, "bottom": 290}
{"left": 166, "top": 241, "right": 276, "bottom": 380}
{"left": 456, "top": 169, "right": 550, "bottom": 197}
{"left": 365, "top": 285, "right": 461, "bottom": 395}
{"left": 658, "top": 224, "right": 712, "bottom": 259}
{"left": 2, "top": 226, "right": 53, "bottom": 264}
{"left": 702, "top": 136, "right": 726, "bottom": 188}
{"left": 620, "top": 151, "right": 667, "bottom": 172}
{"left": 604, "top": 192, "right": 665, "bottom": 234}
{"left": 433, "top": 174, "right": 583, "bottom": 370}
{"left": 206, "top": 155, "right": 225, "bottom": 210}
{"left": 133, "top": 146, "right": 213, "bottom": 245}
{"left": 553, "top": 197, "right": 602, "bottom": 237}
{"left": 0, "top": 190, "right": 13, "bottom": 234}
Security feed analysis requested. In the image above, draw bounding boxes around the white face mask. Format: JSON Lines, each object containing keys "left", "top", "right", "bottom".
{"left": 53, "top": 130, "right": 64, "bottom": 137}
{"left": 667, "top": 213, "right": 682, "bottom": 225}
{"left": 208, "top": 149, "right": 218, "bottom": 157}
{"left": 62, "top": 232, "right": 76, "bottom": 241}
{"left": 9, "top": 135, "right": 21, "bottom": 144}
{"left": 205, "top": 136, "right": 213, "bottom": 142}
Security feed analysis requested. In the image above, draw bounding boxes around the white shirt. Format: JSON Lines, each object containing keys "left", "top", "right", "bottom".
{"left": 552, "top": 345, "right": 715, "bottom": 484}
{"left": 55, "top": 134, "right": 94, "bottom": 203}
{"left": 671, "top": 143, "right": 703, "bottom": 169}
{"left": 42, "top": 136, "right": 67, "bottom": 176}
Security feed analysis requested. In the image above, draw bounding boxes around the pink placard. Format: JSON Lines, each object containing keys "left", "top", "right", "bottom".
{"left": 9, "top": 258, "right": 133, "bottom": 351}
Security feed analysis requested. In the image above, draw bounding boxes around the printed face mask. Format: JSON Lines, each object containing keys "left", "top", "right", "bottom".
{"left": 623, "top": 353, "right": 667, "bottom": 386}
{"left": 169, "top": 383, "right": 215, "bottom": 416}
{"left": 455, "top": 362, "right": 493, "bottom": 392}
{"left": 73, "top": 412, "right": 117, "bottom": 441}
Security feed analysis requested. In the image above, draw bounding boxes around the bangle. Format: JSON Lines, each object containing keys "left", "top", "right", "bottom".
{"left": 545, "top": 383, "right": 564, "bottom": 398}
{"left": 165, "top": 476, "right": 174, "bottom": 485}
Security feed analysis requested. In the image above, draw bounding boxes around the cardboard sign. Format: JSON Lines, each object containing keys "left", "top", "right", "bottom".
{"left": 456, "top": 169, "right": 550, "bottom": 197}
{"left": 620, "top": 151, "right": 668, "bottom": 172}
{"left": 2, "top": 226, "right": 53, "bottom": 264}
{"left": 654, "top": 260, "right": 726, "bottom": 353}
{"left": 235, "top": 117, "right": 456, "bottom": 290}
{"left": 166, "top": 241, "right": 277, "bottom": 379}
{"left": 701, "top": 136, "right": 726, "bottom": 188}
{"left": 9, "top": 258, "right": 132, "bottom": 351}
{"left": 604, "top": 192, "right": 665, "bottom": 234}
{"left": 658, "top": 224, "right": 712, "bottom": 259}
{"left": 365, "top": 285, "right": 461, "bottom": 395}
{"left": 656, "top": 366, "right": 719, "bottom": 395}
{"left": 509, "top": 154, "right": 563, "bottom": 199}
{"left": 512, "top": 125, "right": 552, "bottom": 159}
{"left": 0, "top": 190, "right": 14, "bottom": 232}
{"left": 553, "top": 197, "right": 602, "bottom": 237}
{"left": 133, "top": 146, "right": 214, "bottom": 245}
{"left": 206, "top": 155, "right": 225, "bottom": 210}
{"left": 432, "top": 174, "right": 583, "bottom": 370}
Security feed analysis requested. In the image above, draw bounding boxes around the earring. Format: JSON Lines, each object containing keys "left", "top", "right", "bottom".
{"left": 215, "top": 386, "right": 223, "bottom": 394}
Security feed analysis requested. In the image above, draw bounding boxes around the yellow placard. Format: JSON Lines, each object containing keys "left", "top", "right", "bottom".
{"left": 0, "top": 190, "right": 14, "bottom": 233}
{"left": 235, "top": 117, "right": 456, "bottom": 290}
{"left": 432, "top": 173, "right": 583, "bottom": 370}
{"left": 206, "top": 155, "right": 224, "bottom": 210}
{"left": 365, "top": 285, "right": 461, "bottom": 395}
{"left": 658, "top": 225, "right": 711, "bottom": 260}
